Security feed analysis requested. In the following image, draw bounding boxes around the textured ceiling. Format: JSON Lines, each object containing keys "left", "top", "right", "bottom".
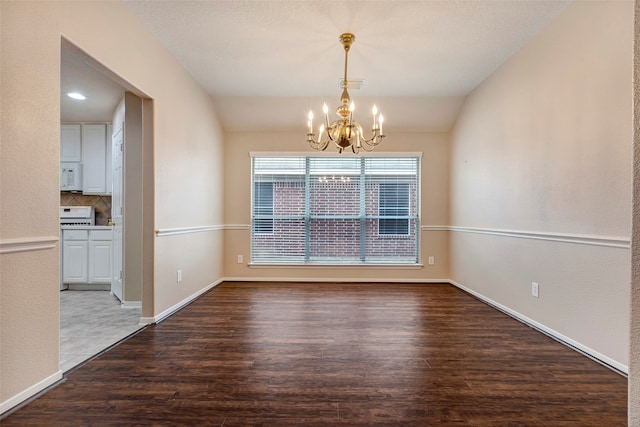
{"left": 62, "top": 1, "right": 570, "bottom": 131}
{"left": 124, "top": 0, "right": 569, "bottom": 97}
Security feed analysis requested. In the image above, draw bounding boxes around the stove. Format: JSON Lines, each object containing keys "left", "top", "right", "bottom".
{"left": 60, "top": 206, "right": 95, "bottom": 226}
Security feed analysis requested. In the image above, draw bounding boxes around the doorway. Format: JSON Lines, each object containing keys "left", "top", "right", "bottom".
{"left": 59, "top": 38, "right": 154, "bottom": 371}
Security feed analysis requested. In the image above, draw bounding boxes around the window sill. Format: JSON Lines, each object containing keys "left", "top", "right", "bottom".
{"left": 248, "top": 262, "right": 424, "bottom": 269}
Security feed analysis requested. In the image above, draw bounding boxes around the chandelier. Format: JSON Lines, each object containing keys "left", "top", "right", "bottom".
{"left": 306, "top": 33, "right": 385, "bottom": 154}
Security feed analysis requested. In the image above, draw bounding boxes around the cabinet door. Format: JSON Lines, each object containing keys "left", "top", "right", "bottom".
{"left": 63, "top": 240, "right": 88, "bottom": 283}
{"left": 89, "top": 240, "right": 112, "bottom": 284}
{"left": 105, "top": 123, "right": 113, "bottom": 195}
{"left": 61, "top": 124, "right": 82, "bottom": 162}
{"left": 82, "top": 124, "right": 107, "bottom": 194}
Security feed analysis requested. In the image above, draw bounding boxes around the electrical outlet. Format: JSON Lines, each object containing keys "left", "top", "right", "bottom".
{"left": 428, "top": 256, "right": 435, "bottom": 265}
{"left": 177, "top": 269, "right": 183, "bottom": 283}
{"left": 531, "top": 282, "right": 539, "bottom": 298}
{"left": 237, "top": 255, "right": 243, "bottom": 264}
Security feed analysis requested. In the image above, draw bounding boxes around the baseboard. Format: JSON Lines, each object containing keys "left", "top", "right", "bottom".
{"left": 449, "top": 279, "right": 628, "bottom": 376}
{"left": 0, "top": 370, "right": 63, "bottom": 416}
{"left": 153, "top": 279, "right": 224, "bottom": 323}
{"left": 67, "top": 284, "right": 110, "bottom": 291}
{"left": 223, "top": 276, "right": 449, "bottom": 284}
{"left": 120, "top": 301, "right": 141, "bottom": 309}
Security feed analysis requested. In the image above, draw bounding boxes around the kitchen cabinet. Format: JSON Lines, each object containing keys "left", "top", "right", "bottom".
{"left": 61, "top": 124, "right": 82, "bottom": 162}
{"left": 62, "top": 227, "right": 112, "bottom": 285}
{"left": 88, "top": 229, "right": 112, "bottom": 284}
{"left": 105, "top": 123, "right": 113, "bottom": 195}
{"left": 62, "top": 229, "right": 89, "bottom": 283}
{"left": 82, "top": 124, "right": 107, "bottom": 194}
{"left": 60, "top": 123, "right": 112, "bottom": 195}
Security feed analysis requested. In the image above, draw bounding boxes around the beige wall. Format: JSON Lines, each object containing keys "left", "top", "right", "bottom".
{"left": 450, "top": 0, "right": 633, "bottom": 370}
{"left": 0, "top": 1, "right": 224, "bottom": 410}
{"left": 223, "top": 132, "right": 450, "bottom": 281}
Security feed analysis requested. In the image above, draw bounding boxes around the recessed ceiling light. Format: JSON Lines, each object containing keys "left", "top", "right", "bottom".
{"left": 67, "top": 92, "right": 86, "bottom": 100}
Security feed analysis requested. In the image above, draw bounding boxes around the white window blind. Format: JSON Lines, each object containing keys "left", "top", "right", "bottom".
{"left": 251, "top": 156, "right": 420, "bottom": 264}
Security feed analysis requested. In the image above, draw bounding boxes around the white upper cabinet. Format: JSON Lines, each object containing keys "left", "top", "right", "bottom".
{"left": 60, "top": 123, "right": 112, "bottom": 195}
{"left": 105, "top": 123, "right": 113, "bottom": 196}
{"left": 82, "top": 124, "right": 107, "bottom": 194}
{"left": 60, "top": 124, "right": 82, "bottom": 162}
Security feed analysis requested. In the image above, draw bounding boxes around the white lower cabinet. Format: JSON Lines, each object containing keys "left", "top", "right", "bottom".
{"left": 88, "top": 230, "right": 112, "bottom": 284}
{"left": 63, "top": 239, "right": 88, "bottom": 283}
{"left": 62, "top": 228, "right": 112, "bottom": 285}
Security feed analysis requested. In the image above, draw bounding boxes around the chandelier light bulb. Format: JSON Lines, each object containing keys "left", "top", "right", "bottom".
{"left": 372, "top": 105, "right": 378, "bottom": 115}
{"left": 349, "top": 101, "right": 355, "bottom": 112}
{"left": 323, "top": 103, "right": 329, "bottom": 114}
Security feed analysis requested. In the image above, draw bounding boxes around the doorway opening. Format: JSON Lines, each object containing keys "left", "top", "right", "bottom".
{"left": 59, "top": 38, "right": 154, "bottom": 372}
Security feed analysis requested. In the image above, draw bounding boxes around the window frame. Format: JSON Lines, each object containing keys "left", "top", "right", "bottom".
{"left": 250, "top": 153, "right": 421, "bottom": 265}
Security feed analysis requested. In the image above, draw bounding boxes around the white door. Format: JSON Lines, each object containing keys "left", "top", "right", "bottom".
{"left": 111, "top": 126, "right": 124, "bottom": 301}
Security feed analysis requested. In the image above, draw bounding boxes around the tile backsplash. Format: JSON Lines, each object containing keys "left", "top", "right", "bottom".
{"left": 60, "top": 193, "right": 112, "bottom": 225}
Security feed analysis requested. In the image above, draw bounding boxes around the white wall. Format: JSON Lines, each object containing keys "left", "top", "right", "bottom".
{"left": 0, "top": 1, "right": 224, "bottom": 411}
{"left": 223, "top": 132, "right": 450, "bottom": 281}
{"left": 450, "top": 1, "right": 633, "bottom": 370}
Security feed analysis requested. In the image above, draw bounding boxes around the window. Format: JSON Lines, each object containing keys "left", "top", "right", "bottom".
{"left": 251, "top": 155, "right": 419, "bottom": 264}
{"left": 379, "top": 183, "right": 410, "bottom": 235}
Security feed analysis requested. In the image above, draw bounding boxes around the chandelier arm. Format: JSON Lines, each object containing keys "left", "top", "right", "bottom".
{"left": 307, "top": 133, "right": 330, "bottom": 151}
{"left": 358, "top": 135, "right": 383, "bottom": 152}
{"left": 359, "top": 133, "right": 385, "bottom": 148}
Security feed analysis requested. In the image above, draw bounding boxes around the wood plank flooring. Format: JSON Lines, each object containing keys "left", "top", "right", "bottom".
{"left": 3, "top": 282, "right": 627, "bottom": 426}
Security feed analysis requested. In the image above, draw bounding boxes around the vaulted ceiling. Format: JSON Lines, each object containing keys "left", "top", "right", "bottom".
{"left": 62, "top": 1, "right": 570, "bottom": 132}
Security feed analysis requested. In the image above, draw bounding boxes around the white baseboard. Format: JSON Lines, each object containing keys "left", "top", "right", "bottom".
{"left": 1, "top": 370, "right": 63, "bottom": 416}
{"left": 153, "top": 279, "right": 224, "bottom": 323}
{"left": 223, "top": 276, "right": 448, "bottom": 283}
{"left": 120, "top": 301, "right": 141, "bottom": 309}
{"left": 67, "top": 284, "right": 110, "bottom": 291}
{"left": 449, "top": 279, "right": 628, "bottom": 375}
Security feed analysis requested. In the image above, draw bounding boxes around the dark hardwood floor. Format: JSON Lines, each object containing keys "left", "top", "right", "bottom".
{"left": 3, "top": 282, "right": 627, "bottom": 426}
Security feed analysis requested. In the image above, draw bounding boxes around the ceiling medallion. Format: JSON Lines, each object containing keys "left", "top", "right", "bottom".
{"left": 306, "top": 33, "right": 385, "bottom": 154}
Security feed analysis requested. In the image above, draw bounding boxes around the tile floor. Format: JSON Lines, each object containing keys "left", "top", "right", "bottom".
{"left": 59, "top": 290, "right": 143, "bottom": 372}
